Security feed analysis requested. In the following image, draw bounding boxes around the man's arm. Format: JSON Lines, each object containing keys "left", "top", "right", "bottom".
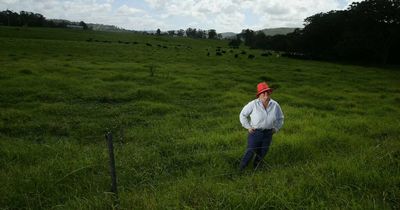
{"left": 239, "top": 102, "right": 253, "bottom": 130}
{"left": 273, "top": 104, "right": 284, "bottom": 133}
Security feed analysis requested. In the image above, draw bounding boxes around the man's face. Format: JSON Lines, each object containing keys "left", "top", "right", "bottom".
{"left": 260, "top": 90, "right": 272, "bottom": 102}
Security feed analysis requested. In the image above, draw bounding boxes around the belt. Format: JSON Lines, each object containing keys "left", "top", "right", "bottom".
{"left": 255, "top": 128, "right": 273, "bottom": 132}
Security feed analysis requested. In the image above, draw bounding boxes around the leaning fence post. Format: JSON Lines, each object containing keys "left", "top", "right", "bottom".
{"left": 105, "top": 132, "right": 118, "bottom": 199}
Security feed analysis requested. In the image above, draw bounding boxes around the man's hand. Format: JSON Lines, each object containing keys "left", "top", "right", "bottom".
{"left": 272, "top": 128, "right": 278, "bottom": 134}
{"left": 248, "top": 128, "right": 255, "bottom": 133}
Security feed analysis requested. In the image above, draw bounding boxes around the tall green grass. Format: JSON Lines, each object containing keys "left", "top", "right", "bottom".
{"left": 0, "top": 26, "right": 399, "bottom": 209}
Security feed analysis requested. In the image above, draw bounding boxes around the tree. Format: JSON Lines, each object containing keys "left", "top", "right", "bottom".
{"left": 228, "top": 36, "right": 242, "bottom": 48}
{"left": 253, "top": 31, "right": 268, "bottom": 49}
{"left": 208, "top": 29, "right": 217, "bottom": 39}
{"left": 186, "top": 28, "right": 197, "bottom": 38}
{"left": 0, "top": 10, "right": 19, "bottom": 26}
{"left": 196, "top": 29, "right": 206, "bottom": 38}
{"left": 345, "top": 0, "right": 400, "bottom": 64}
{"left": 19, "top": 11, "right": 45, "bottom": 27}
{"left": 177, "top": 29, "right": 184, "bottom": 36}
{"left": 79, "top": 21, "right": 88, "bottom": 30}
{"left": 240, "top": 29, "right": 256, "bottom": 47}
{"left": 301, "top": 0, "right": 400, "bottom": 63}
{"left": 156, "top": 28, "right": 161, "bottom": 35}
{"left": 167, "top": 30, "right": 175, "bottom": 36}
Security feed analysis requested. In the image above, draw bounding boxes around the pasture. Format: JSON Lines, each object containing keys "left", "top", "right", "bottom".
{"left": 0, "top": 26, "right": 399, "bottom": 209}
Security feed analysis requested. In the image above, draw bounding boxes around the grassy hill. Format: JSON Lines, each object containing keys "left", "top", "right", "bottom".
{"left": 260, "top": 27, "right": 298, "bottom": 36}
{"left": 219, "top": 28, "right": 298, "bottom": 39}
{"left": 0, "top": 26, "right": 399, "bottom": 209}
{"left": 219, "top": 32, "right": 236, "bottom": 39}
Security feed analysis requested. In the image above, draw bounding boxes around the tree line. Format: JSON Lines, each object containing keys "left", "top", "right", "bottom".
{"left": 235, "top": 0, "right": 400, "bottom": 65}
{"left": 155, "top": 28, "right": 221, "bottom": 39}
{"left": 0, "top": 10, "right": 88, "bottom": 29}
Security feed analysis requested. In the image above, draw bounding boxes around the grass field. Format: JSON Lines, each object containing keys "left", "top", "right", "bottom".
{"left": 0, "top": 26, "right": 399, "bottom": 209}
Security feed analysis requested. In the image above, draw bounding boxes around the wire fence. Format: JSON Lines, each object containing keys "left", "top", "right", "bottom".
{"left": 144, "top": 147, "right": 274, "bottom": 188}
{"left": 51, "top": 130, "right": 276, "bottom": 195}
{"left": 111, "top": 140, "right": 274, "bottom": 188}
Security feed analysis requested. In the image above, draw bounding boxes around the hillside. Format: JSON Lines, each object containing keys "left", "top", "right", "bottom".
{"left": 219, "top": 32, "right": 236, "bottom": 39}
{"left": 219, "top": 27, "right": 299, "bottom": 39}
{"left": 0, "top": 26, "right": 399, "bottom": 209}
{"left": 260, "top": 27, "right": 298, "bottom": 36}
{"left": 87, "top": 23, "right": 129, "bottom": 32}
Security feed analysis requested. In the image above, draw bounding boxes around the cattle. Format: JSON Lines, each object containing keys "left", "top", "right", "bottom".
{"left": 261, "top": 52, "right": 272, "bottom": 57}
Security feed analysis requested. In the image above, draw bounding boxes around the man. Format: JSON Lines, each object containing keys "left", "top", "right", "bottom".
{"left": 239, "top": 82, "right": 284, "bottom": 171}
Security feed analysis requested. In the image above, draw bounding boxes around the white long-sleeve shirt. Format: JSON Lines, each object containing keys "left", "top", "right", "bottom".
{"left": 239, "top": 98, "right": 284, "bottom": 132}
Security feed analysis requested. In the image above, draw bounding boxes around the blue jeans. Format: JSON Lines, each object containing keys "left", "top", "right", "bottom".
{"left": 240, "top": 129, "right": 273, "bottom": 170}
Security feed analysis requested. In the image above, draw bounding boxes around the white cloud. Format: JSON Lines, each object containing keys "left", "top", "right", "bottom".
{"left": 213, "top": 11, "right": 245, "bottom": 32}
{"left": 116, "top": 4, "right": 145, "bottom": 16}
{"left": 0, "top": 0, "right": 113, "bottom": 21}
{"left": 142, "top": 0, "right": 350, "bottom": 31}
{"left": 0, "top": 0, "right": 162, "bottom": 30}
{"left": 0, "top": 0, "right": 19, "bottom": 4}
{"left": 343, "top": 0, "right": 364, "bottom": 8}
{"left": 144, "top": 0, "right": 170, "bottom": 9}
{"left": 247, "top": 0, "right": 341, "bottom": 29}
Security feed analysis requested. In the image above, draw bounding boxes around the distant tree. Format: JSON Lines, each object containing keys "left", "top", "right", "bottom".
{"left": 44, "top": 19, "right": 56, "bottom": 27}
{"left": 228, "top": 36, "right": 242, "bottom": 48}
{"left": 208, "top": 29, "right": 217, "bottom": 39}
{"left": 167, "top": 30, "right": 175, "bottom": 36}
{"left": 0, "top": 10, "right": 19, "bottom": 26}
{"left": 176, "top": 29, "right": 184, "bottom": 36}
{"left": 253, "top": 31, "right": 268, "bottom": 49}
{"left": 79, "top": 21, "right": 88, "bottom": 30}
{"left": 0, "top": 9, "right": 71, "bottom": 28}
{"left": 197, "top": 29, "right": 206, "bottom": 38}
{"left": 185, "top": 28, "right": 196, "bottom": 38}
{"left": 0, "top": 10, "right": 10, "bottom": 26}
{"left": 346, "top": 0, "right": 400, "bottom": 64}
{"left": 184, "top": 28, "right": 208, "bottom": 38}
{"left": 269, "top": 34, "right": 290, "bottom": 51}
{"left": 285, "top": 28, "right": 304, "bottom": 52}
{"left": 240, "top": 29, "right": 256, "bottom": 47}
{"left": 0, "top": 10, "right": 47, "bottom": 27}
{"left": 56, "top": 20, "right": 68, "bottom": 28}
{"left": 300, "top": 0, "right": 400, "bottom": 63}
{"left": 156, "top": 28, "right": 161, "bottom": 35}
{"left": 20, "top": 11, "right": 45, "bottom": 26}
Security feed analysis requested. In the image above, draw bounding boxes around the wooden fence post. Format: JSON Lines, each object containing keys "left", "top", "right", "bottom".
{"left": 105, "top": 132, "right": 118, "bottom": 199}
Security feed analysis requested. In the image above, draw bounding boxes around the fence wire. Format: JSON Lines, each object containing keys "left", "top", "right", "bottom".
{"left": 114, "top": 145, "right": 273, "bottom": 188}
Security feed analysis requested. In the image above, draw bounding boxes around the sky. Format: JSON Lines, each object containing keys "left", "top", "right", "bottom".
{"left": 0, "top": 0, "right": 362, "bottom": 33}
